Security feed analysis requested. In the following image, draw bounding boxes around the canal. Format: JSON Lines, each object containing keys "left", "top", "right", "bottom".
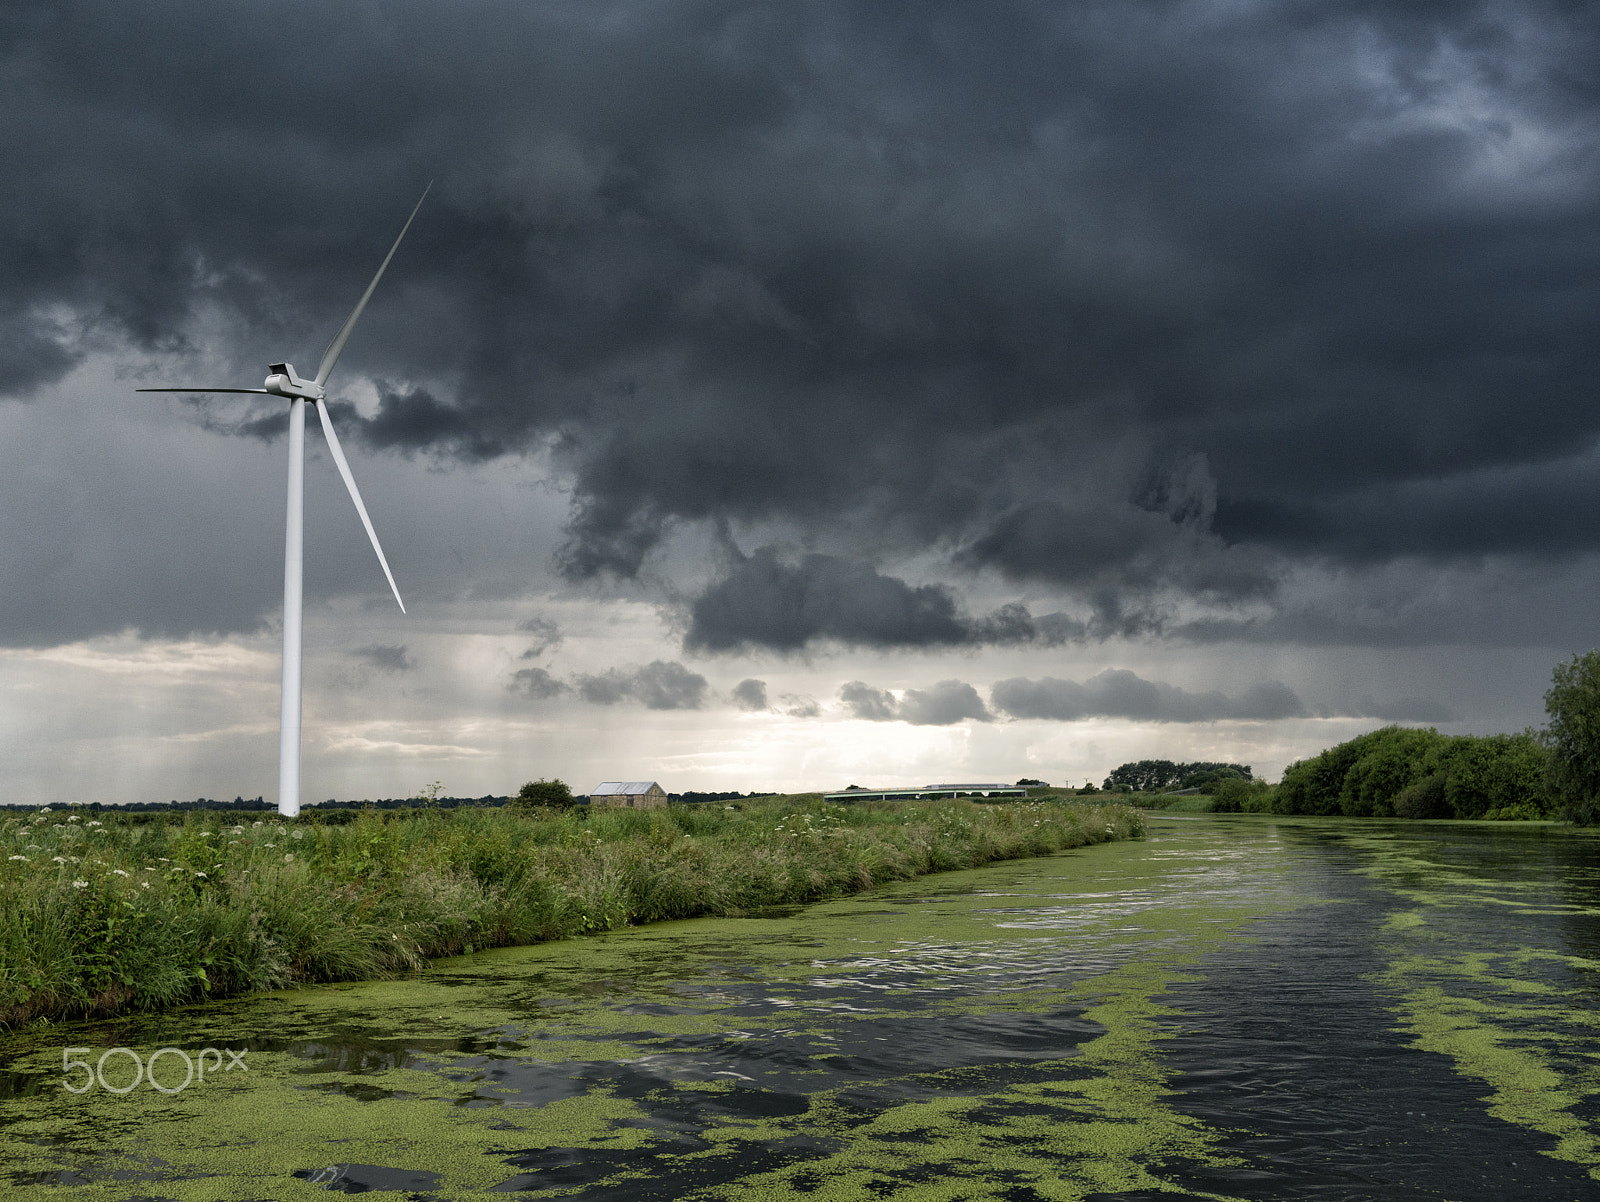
{"left": 2, "top": 813, "right": 1597, "bottom": 1199}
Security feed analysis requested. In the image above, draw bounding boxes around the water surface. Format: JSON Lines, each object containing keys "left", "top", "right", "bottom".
{"left": 2, "top": 815, "right": 1596, "bottom": 1199}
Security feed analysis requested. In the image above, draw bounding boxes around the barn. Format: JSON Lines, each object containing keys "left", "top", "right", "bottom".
{"left": 590, "top": 781, "right": 669, "bottom": 809}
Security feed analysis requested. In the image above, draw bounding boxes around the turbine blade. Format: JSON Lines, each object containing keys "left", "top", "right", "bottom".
{"left": 136, "top": 388, "right": 272, "bottom": 394}
{"left": 314, "top": 182, "right": 432, "bottom": 387}
{"left": 314, "top": 399, "right": 406, "bottom": 613}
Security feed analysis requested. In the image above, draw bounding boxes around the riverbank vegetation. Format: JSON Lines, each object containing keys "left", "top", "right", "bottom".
{"left": 1273, "top": 727, "right": 1548, "bottom": 819}
{"left": 1114, "top": 651, "right": 1600, "bottom": 825}
{"left": 1117, "top": 730, "right": 1550, "bottom": 820}
{"left": 0, "top": 795, "right": 1142, "bottom": 1029}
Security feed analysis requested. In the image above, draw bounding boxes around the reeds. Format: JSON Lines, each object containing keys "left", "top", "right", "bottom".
{"left": 0, "top": 796, "right": 1143, "bottom": 1027}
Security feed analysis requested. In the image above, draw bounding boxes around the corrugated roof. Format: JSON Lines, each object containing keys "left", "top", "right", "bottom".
{"left": 591, "top": 781, "right": 662, "bottom": 795}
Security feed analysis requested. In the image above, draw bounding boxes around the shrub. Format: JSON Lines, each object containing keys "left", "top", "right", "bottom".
{"left": 1439, "top": 732, "right": 1549, "bottom": 818}
{"left": 515, "top": 778, "right": 576, "bottom": 809}
{"left": 1394, "top": 772, "right": 1450, "bottom": 819}
{"left": 1482, "top": 803, "right": 1543, "bottom": 821}
{"left": 1337, "top": 727, "right": 1444, "bottom": 817}
{"left": 1211, "top": 777, "right": 1272, "bottom": 813}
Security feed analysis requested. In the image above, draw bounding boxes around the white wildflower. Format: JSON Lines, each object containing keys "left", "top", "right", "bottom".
{"left": 194, "top": 871, "right": 207, "bottom": 879}
{"left": 283, "top": 853, "right": 294, "bottom": 863}
{"left": 141, "top": 882, "right": 150, "bottom": 889}
{"left": 87, "top": 820, "right": 103, "bottom": 827}
{"left": 51, "top": 856, "right": 66, "bottom": 864}
{"left": 113, "top": 869, "right": 129, "bottom": 877}
{"left": 7, "top": 854, "right": 27, "bottom": 862}
{"left": 291, "top": 829, "right": 304, "bottom": 840}
{"left": 252, "top": 821, "right": 263, "bottom": 828}
{"left": 66, "top": 816, "right": 80, "bottom": 824}
{"left": 72, "top": 879, "right": 88, "bottom": 888}
{"left": 25, "top": 844, "right": 40, "bottom": 851}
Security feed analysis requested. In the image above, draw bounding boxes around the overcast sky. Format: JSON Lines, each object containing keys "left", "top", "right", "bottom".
{"left": 3, "top": 0, "right": 1597, "bottom": 803}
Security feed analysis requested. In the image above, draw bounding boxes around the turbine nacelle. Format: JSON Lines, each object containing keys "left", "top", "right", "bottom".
{"left": 264, "top": 363, "right": 324, "bottom": 401}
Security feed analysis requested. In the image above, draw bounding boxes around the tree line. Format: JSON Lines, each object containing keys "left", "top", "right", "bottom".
{"left": 1102, "top": 761, "right": 1252, "bottom": 793}
{"left": 1221, "top": 651, "right": 1600, "bottom": 824}
{"left": 1270, "top": 727, "right": 1547, "bottom": 819}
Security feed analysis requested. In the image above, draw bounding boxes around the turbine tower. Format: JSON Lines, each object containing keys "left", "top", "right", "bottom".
{"left": 139, "top": 186, "right": 430, "bottom": 817}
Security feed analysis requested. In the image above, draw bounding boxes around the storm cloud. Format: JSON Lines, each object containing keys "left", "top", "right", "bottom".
{"left": 3, "top": 0, "right": 1600, "bottom": 651}
{"left": 991, "top": 670, "right": 1309, "bottom": 724}
{"left": 573, "top": 660, "right": 709, "bottom": 711}
{"left": 731, "top": 678, "right": 768, "bottom": 711}
{"left": 840, "top": 679, "right": 993, "bottom": 726}
{"left": 686, "top": 548, "right": 1080, "bottom": 653}
{"left": 352, "top": 644, "right": 415, "bottom": 673}
{"left": 510, "top": 667, "right": 568, "bottom": 701}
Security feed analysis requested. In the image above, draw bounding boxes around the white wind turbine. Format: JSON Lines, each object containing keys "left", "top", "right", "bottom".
{"left": 139, "top": 186, "right": 430, "bottom": 818}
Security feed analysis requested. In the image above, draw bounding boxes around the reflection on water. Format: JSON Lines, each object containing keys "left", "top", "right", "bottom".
{"left": 1, "top": 816, "right": 1597, "bottom": 1199}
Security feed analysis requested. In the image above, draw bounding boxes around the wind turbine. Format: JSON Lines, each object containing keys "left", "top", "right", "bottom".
{"left": 139, "top": 185, "right": 430, "bottom": 818}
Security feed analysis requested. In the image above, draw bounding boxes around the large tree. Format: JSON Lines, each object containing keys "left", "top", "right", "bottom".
{"left": 1544, "top": 651, "right": 1600, "bottom": 826}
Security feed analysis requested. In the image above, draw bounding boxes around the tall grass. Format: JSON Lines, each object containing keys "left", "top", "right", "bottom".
{"left": 0, "top": 796, "right": 1142, "bottom": 1027}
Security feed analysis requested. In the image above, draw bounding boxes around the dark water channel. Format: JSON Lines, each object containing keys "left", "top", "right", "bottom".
{"left": 2, "top": 815, "right": 1597, "bottom": 1200}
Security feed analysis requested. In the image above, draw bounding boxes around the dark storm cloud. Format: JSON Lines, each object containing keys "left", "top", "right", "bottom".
{"left": 352, "top": 644, "right": 415, "bottom": 673}
{"left": 685, "top": 547, "right": 1080, "bottom": 653}
{"left": 6, "top": 0, "right": 1600, "bottom": 645}
{"left": 990, "top": 670, "right": 1309, "bottom": 723}
{"left": 510, "top": 666, "right": 568, "bottom": 700}
{"left": 731, "top": 678, "right": 768, "bottom": 711}
{"left": 899, "top": 680, "right": 993, "bottom": 726}
{"left": 839, "top": 681, "right": 899, "bottom": 722}
{"left": 573, "top": 660, "right": 709, "bottom": 710}
{"left": 839, "top": 678, "right": 992, "bottom": 725}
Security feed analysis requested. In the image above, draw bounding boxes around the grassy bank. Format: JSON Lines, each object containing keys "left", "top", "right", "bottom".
{"left": 0, "top": 796, "right": 1142, "bottom": 1028}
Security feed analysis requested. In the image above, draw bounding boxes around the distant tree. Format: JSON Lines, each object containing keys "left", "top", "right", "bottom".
{"left": 1544, "top": 651, "right": 1600, "bottom": 825}
{"left": 1015, "top": 778, "right": 1048, "bottom": 788}
{"left": 515, "top": 778, "right": 576, "bottom": 809}
{"left": 1103, "top": 760, "right": 1252, "bottom": 793}
{"left": 1210, "top": 777, "right": 1272, "bottom": 813}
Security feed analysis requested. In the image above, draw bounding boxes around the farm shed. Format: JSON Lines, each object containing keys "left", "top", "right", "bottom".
{"left": 590, "top": 781, "right": 669, "bottom": 809}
